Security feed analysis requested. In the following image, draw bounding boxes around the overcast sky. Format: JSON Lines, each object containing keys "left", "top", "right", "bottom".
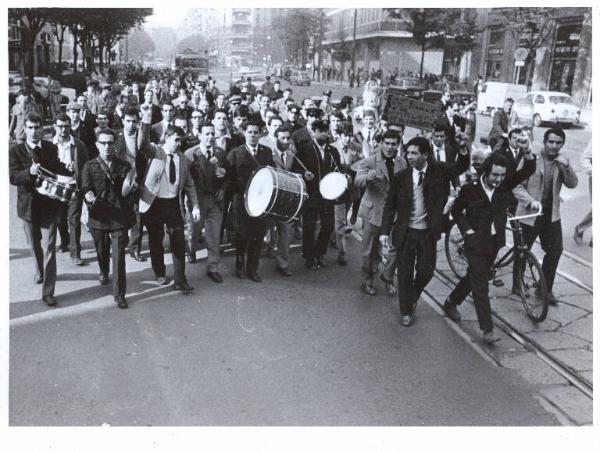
{"left": 144, "top": 6, "right": 189, "bottom": 28}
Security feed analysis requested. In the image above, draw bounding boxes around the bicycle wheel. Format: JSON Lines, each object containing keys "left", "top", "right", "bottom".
{"left": 445, "top": 222, "right": 468, "bottom": 279}
{"left": 518, "top": 250, "right": 549, "bottom": 323}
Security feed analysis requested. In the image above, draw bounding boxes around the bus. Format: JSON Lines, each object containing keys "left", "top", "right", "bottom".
{"left": 174, "top": 49, "right": 209, "bottom": 80}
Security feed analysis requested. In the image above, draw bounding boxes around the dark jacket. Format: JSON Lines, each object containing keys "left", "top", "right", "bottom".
{"left": 381, "top": 152, "right": 469, "bottom": 246}
{"left": 9, "top": 141, "right": 72, "bottom": 223}
{"left": 452, "top": 155, "right": 537, "bottom": 255}
{"left": 226, "top": 144, "right": 275, "bottom": 196}
{"left": 81, "top": 156, "right": 135, "bottom": 231}
{"left": 487, "top": 110, "right": 510, "bottom": 149}
{"left": 184, "top": 145, "right": 228, "bottom": 217}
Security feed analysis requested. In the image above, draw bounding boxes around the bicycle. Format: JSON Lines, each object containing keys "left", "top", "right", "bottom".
{"left": 444, "top": 208, "right": 549, "bottom": 323}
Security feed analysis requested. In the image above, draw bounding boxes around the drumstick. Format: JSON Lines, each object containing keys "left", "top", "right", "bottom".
{"left": 292, "top": 153, "right": 310, "bottom": 174}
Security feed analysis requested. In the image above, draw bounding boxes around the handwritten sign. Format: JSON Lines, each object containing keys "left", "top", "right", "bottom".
{"left": 384, "top": 92, "right": 440, "bottom": 130}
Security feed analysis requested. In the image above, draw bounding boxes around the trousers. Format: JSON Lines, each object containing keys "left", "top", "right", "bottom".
{"left": 22, "top": 216, "right": 59, "bottom": 298}
{"left": 90, "top": 227, "right": 128, "bottom": 298}
{"left": 361, "top": 219, "right": 397, "bottom": 282}
{"left": 58, "top": 194, "right": 83, "bottom": 258}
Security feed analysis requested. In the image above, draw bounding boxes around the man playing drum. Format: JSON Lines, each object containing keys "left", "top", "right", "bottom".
{"left": 10, "top": 112, "right": 74, "bottom": 306}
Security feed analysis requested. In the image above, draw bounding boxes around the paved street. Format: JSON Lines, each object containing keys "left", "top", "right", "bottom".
{"left": 9, "top": 196, "right": 559, "bottom": 426}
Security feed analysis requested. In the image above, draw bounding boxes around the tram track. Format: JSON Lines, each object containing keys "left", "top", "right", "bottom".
{"left": 427, "top": 267, "right": 593, "bottom": 400}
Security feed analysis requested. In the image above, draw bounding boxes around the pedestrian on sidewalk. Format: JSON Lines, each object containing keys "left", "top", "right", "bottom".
{"left": 513, "top": 128, "right": 579, "bottom": 305}
{"left": 573, "top": 142, "right": 592, "bottom": 247}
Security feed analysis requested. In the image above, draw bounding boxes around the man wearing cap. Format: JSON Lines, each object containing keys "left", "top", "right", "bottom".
{"left": 10, "top": 88, "right": 43, "bottom": 142}
{"left": 68, "top": 99, "right": 97, "bottom": 154}
{"left": 53, "top": 112, "right": 89, "bottom": 261}
{"left": 272, "top": 80, "right": 283, "bottom": 100}
{"left": 261, "top": 76, "right": 274, "bottom": 96}
{"left": 284, "top": 104, "right": 303, "bottom": 134}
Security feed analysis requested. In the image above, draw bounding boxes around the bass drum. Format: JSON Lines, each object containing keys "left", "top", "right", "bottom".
{"left": 319, "top": 172, "right": 348, "bottom": 203}
{"left": 245, "top": 166, "right": 307, "bottom": 222}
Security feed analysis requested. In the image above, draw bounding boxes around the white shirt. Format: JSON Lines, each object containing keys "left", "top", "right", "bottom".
{"left": 199, "top": 144, "right": 213, "bottom": 159}
{"left": 246, "top": 144, "right": 259, "bottom": 158}
{"left": 26, "top": 140, "right": 41, "bottom": 152}
{"left": 509, "top": 146, "right": 519, "bottom": 161}
{"left": 157, "top": 152, "right": 179, "bottom": 199}
{"left": 409, "top": 164, "right": 428, "bottom": 229}
{"left": 432, "top": 142, "right": 446, "bottom": 163}
{"left": 53, "top": 135, "right": 74, "bottom": 166}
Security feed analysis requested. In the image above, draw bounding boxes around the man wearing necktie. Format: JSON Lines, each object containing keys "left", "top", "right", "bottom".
{"left": 226, "top": 121, "right": 275, "bottom": 282}
{"left": 10, "top": 112, "right": 74, "bottom": 306}
{"left": 380, "top": 136, "right": 469, "bottom": 327}
{"left": 150, "top": 102, "right": 175, "bottom": 144}
{"left": 138, "top": 120, "right": 201, "bottom": 293}
{"left": 184, "top": 125, "right": 228, "bottom": 282}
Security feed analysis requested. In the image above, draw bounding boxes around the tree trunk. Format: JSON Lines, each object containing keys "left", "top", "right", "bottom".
{"left": 524, "top": 51, "right": 535, "bottom": 89}
{"left": 98, "top": 42, "right": 104, "bottom": 70}
{"left": 72, "top": 30, "right": 78, "bottom": 73}
{"left": 419, "top": 43, "right": 426, "bottom": 79}
{"left": 571, "top": 12, "right": 592, "bottom": 107}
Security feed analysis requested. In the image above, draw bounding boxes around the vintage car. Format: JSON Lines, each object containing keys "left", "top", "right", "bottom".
{"left": 525, "top": 91, "right": 581, "bottom": 127}
{"left": 289, "top": 70, "right": 311, "bottom": 86}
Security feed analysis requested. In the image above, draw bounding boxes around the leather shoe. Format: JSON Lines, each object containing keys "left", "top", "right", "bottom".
{"left": 305, "top": 258, "right": 318, "bottom": 271}
{"left": 400, "top": 315, "right": 413, "bottom": 327}
{"left": 573, "top": 226, "right": 584, "bottom": 245}
{"left": 173, "top": 280, "right": 194, "bottom": 292}
{"left": 115, "top": 296, "right": 128, "bottom": 309}
{"left": 316, "top": 256, "right": 328, "bottom": 268}
{"left": 360, "top": 282, "right": 377, "bottom": 296}
{"left": 380, "top": 274, "right": 397, "bottom": 296}
{"left": 34, "top": 273, "right": 43, "bottom": 284}
{"left": 130, "top": 251, "right": 147, "bottom": 262}
{"left": 337, "top": 252, "right": 347, "bottom": 266}
{"left": 72, "top": 256, "right": 85, "bottom": 266}
{"left": 207, "top": 271, "right": 223, "bottom": 283}
{"left": 265, "top": 249, "right": 276, "bottom": 259}
{"left": 156, "top": 275, "right": 170, "bottom": 286}
{"left": 443, "top": 298, "right": 461, "bottom": 322}
{"left": 187, "top": 253, "right": 197, "bottom": 264}
{"left": 482, "top": 329, "right": 500, "bottom": 345}
{"left": 248, "top": 272, "right": 262, "bottom": 283}
{"left": 99, "top": 274, "right": 109, "bottom": 285}
{"left": 275, "top": 266, "right": 292, "bottom": 277}
{"left": 42, "top": 295, "right": 57, "bottom": 306}
{"left": 235, "top": 262, "right": 246, "bottom": 279}
{"left": 58, "top": 245, "right": 69, "bottom": 253}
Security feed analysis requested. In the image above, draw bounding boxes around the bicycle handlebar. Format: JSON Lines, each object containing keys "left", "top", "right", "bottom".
{"left": 507, "top": 206, "right": 543, "bottom": 223}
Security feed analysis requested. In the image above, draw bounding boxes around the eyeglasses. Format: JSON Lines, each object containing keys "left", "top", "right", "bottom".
{"left": 97, "top": 141, "right": 115, "bottom": 146}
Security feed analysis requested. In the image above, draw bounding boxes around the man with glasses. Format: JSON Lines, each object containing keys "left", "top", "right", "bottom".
{"left": 150, "top": 102, "right": 175, "bottom": 144}
{"left": 138, "top": 118, "right": 201, "bottom": 293}
{"left": 284, "top": 104, "right": 303, "bottom": 133}
{"left": 185, "top": 109, "right": 204, "bottom": 150}
{"left": 184, "top": 125, "right": 228, "bottom": 279}
{"left": 81, "top": 129, "right": 137, "bottom": 309}
{"left": 53, "top": 113, "right": 89, "bottom": 262}
{"left": 10, "top": 112, "right": 73, "bottom": 306}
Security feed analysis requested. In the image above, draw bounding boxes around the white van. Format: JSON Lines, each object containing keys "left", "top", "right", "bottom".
{"left": 477, "top": 82, "right": 528, "bottom": 116}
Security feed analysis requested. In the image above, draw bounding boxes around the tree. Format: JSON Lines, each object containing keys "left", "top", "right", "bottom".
{"left": 9, "top": 8, "right": 51, "bottom": 81}
{"left": 385, "top": 8, "right": 478, "bottom": 79}
{"left": 127, "top": 28, "right": 155, "bottom": 62}
{"left": 490, "top": 7, "right": 557, "bottom": 88}
{"left": 274, "top": 9, "right": 324, "bottom": 66}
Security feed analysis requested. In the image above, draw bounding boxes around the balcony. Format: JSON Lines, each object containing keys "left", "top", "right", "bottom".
{"left": 232, "top": 8, "right": 251, "bottom": 14}
{"left": 323, "top": 20, "right": 412, "bottom": 42}
{"left": 232, "top": 17, "right": 251, "bottom": 26}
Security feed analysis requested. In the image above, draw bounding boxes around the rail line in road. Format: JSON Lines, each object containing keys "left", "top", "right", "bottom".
{"left": 427, "top": 268, "right": 593, "bottom": 400}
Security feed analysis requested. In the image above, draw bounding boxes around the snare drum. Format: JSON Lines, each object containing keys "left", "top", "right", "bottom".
{"left": 35, "top": 172, "right": 77, "bottom": 204}
{"left": 319, "top": 172, "right": 348, "bottom": 202}
{"left": 244, "top": 166, "right": 307, "bottom": 222}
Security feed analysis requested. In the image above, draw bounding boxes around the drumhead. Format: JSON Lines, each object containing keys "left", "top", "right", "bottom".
{"left": 246, "top": 167, "right": 274, "bottom": 217}
{"left": 319, "top": 172, "right": 347, "bottom": 200}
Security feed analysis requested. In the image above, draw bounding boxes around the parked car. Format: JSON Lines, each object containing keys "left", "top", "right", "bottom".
{"left": 283, "top": 66, "right": 295, "bottom": 82}
{"left": 422, "top": 81, "right": 475, "bottom": 105}
{"left": 389, "top": 77, "right": 425, "bottom": 100}
{"left": 525, "top": 91, "right": 581, "bottom": 127}
{"left": 477, "top": 81, "right": 527, "bottom": 116}
{"left": 290, "top": 70, "right": 311, "bottom": 86}
{"left": 9, "top": 73, "right": 75, "bottom": 110}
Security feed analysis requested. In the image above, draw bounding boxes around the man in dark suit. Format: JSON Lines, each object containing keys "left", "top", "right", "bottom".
{"left": 226, "top": 120, "right": 275, "bottom": 282}
{"left": 53, "top": 113, "right": 89, "bottom": 264}
{"left": 184, "top": 125, "right": 228, "bottom": 282}
{"left": 443, "top": 150, "right": 536, "bottom": 344}
{"left": 114, "top": 106, "right": 147, "bottom": 262}
{"left": 487, "top": 98, "right": 513, "bottom": 150}
{"left": 9, "top": 112, "right": 73, "bottom": 306}
{"left": 150, "top": 102, "right": 175, "bottom": 144}
{"left": 81, "top": 128, "right": 137, "bottom": 308}
{"left": 291, "top": 119, "right": 340, "bottom": 270}
{"left": 380, "top": 136, "right": 469, "bottom": 326}
{"left": 67, "top": 100, "right": 97, "bottom": 154}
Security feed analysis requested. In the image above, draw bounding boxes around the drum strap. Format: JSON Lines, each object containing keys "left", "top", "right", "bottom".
{"left": 97, "top": 158, "right": 117, "bottom": 187}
